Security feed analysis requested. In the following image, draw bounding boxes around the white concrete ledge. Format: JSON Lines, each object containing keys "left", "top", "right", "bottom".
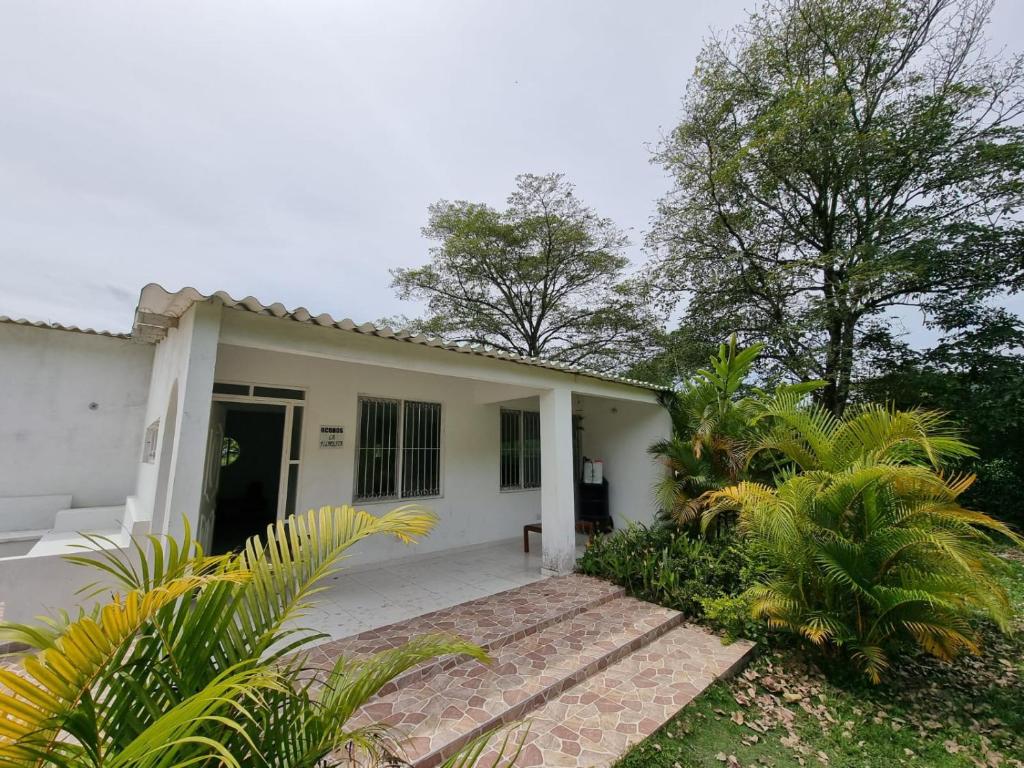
{"left": 0, "top": 494, "right": 71, "bottom": 531}
{"left": 27, "top": 527, "right": 129, "bottom": 558}
{"left": 53, "top": 505, "right": 125, "bottom": 532}
{"left": 0, "top": 529, "right": 49, "bottom": 544}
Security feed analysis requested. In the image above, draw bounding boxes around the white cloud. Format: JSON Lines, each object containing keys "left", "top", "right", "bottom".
{"left": 1, "top": 0, "right": 1020, "bottom": 341}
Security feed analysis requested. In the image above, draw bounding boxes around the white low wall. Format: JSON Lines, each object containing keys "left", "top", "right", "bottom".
{"left": 0, "top": 494, "right": 71, "bottom": 531}
{"left": 0, "top": 544, "right": 136, "bottom": 624}
{"left": 0, "top": 324, "right": 153, "bottom": 510}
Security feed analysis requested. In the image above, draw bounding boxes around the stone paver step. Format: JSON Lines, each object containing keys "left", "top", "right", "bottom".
{"left": 474, "top": 624, "right": 756, "bottom": 768}
{"left": 348, "top": 595, "right": 683, "bottom": 768}
{"left": 304, "top": 574, "right": 624, "bottom": 695}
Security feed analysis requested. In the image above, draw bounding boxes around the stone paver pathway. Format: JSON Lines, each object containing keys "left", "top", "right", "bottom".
{"left": 308, "top": 574, "right": 754, "bottom": 768}
{"left": 475, "top": 626, "right": 753, "bottom": 767}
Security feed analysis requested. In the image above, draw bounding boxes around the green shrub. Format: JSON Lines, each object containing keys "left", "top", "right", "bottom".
{"left": 698, "top": 594, "right": 762, "bottom": 643}
{"left": 576, "top": 522, "right": 767, "bottom": 637}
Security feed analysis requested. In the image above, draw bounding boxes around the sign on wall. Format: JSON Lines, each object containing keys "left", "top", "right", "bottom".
{"left": 319, "top": 425, "right": 344, "bottom": 448}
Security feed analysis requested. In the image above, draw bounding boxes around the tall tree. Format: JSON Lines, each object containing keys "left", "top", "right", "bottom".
{"left": 392, "top": 173, "right": 657, "bottom": 372}
{"left": 860, "top": 306, "right": 1024, "bottom": 526}
{"left": 649, "top": 0, "right": 1024, "bottom": 413}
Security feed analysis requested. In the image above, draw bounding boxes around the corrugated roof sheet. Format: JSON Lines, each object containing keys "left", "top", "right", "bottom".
{"left": 0, "top": 315, "right": 131, "bottom": 339}
{"left": 135, "top": 283, "right": 666, "bottom": 391}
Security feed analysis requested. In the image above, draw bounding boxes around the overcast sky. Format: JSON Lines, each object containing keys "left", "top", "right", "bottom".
{"left": 1, "top": 1, "right": 1022, "bottom": 337}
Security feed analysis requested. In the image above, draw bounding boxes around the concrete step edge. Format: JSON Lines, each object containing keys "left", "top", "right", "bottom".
{"left": 371, "top": 581, "right": 627, "bottom": 698}
{"left": 410, "top": 608, "right": 686, "bottom": 768}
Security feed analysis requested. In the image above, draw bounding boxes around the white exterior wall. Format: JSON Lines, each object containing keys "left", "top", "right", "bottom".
{"left": 0, "top": 324, "right": 153, "bottom": 512}
{"left": 133, "top": 302, "right": 221, "bottom": 539}
{"left": 213, "top": 343, "right": 544, "bottom": 568}
{"left": 0, "top": 299, "right": 669, "bottom": 623}
{"left": 577, "top": 394, "right": 670, "bottom": 530}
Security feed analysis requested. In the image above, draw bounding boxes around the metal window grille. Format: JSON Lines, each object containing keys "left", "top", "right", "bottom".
{"left": 402, "top": 401, "right": 442, "bottom": 498}
{"left": 500, "top": 409, "right": 542, "bottom": 490}
{"left": 500, "top": 409, "right": 522, "bottom": 489}
{"left": 355, "top": 397, "right": 442, "bottom": 501}
{"left": 522, "top": 411, "right": 541, "bottom": 488}
{"left": 356, "top": 398, "right": 400, "bottom": 500}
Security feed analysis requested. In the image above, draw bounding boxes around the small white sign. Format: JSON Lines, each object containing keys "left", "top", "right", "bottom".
{"left": 319, "top": 425, "right": 344, "bottom": 448}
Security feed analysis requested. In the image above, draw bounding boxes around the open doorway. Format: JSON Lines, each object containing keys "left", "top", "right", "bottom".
{"left": 211, "top": 403, "right": 286, "bottom": 554}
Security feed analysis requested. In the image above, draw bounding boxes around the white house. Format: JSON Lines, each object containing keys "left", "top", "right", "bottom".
{"left": 0, "top": 284, "right": 670, "bottom": 622}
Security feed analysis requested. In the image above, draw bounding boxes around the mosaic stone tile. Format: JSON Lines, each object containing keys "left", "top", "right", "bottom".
{"left": 302, "top": 574, "right": 624, "bottom": 695}
{"left": 316, "top": 576, "right": 754, "bottom": 768}
{"left": 472, "top": 624, "right": 755, "bottom": 768}
{"left": 340, "top": 594, "right": 684, "bottom": 766}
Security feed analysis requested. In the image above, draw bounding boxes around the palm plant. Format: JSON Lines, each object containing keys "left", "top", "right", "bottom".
{"left": 708, "top": 400, "right": 1023, "bottom": 682}
{"left": 650, "top": 335, "right": 820, "bottom": 528}
{"left": 0, "top": 506, "right": 525, "bottom": 767}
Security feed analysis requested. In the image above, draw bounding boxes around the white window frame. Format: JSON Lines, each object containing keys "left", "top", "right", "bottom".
{"left": 210, "top": 379, "right": 306, "bottom": 521}
{"left": 353, "top": 395, "right": 444, "bottom": 503}
{"left": 499, "top": 408, "right": 542, "bottom": 492}
{"left": 142, "top": 419, "right": 160, "bottom": 464}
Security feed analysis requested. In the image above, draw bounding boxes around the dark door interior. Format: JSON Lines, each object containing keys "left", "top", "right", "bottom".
{"left": 212, "top": 404, "right": 285, "bottom": 554}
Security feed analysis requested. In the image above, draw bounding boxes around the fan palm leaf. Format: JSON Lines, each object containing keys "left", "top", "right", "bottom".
{"left": 710, "top": 397, "right": 1023, "bottom": 682}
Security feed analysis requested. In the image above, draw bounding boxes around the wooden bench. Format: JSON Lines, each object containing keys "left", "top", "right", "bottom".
{"left": 522, "top": 520, "right": 597, "bottom": 553}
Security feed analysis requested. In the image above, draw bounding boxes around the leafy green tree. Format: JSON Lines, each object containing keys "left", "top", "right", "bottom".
{"left": 0, "top": 507, "right": 524, "bottom": 767}
{"left": 649, "top": 0, "right": 1024, "bottom": 414}
{"left": 709, "top": 401, "right": 1022, "bottom": 682}
{"left": 626, "top": 325, "right": 720, "bottom": 388}
{"left": 860, "top": 306, "right": 1024, "bottom": 527}
{"left": 392, "top": 173, "right": 658, "bottom": 372}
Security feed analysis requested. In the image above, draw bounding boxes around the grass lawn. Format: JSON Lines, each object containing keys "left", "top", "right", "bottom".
{"left": 616, "top": 550, "right": 1024, "bottom": 768}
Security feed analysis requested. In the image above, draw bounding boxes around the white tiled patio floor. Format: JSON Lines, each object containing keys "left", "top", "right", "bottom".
{"left": 301, "top": 537, "right": 588, "bottom": 639}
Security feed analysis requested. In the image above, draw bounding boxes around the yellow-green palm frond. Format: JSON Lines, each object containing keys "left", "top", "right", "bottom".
{"left": 735, "top": 399, "right": 1020, "bottom": 682}
{"left": 63, "top": 516, "right": 233, "bottom": 596}
{"left": 238, "top": 504, "right": 438, "bottom": 576}
{"left": 706, "top": 482, "right": 777, "bottom": 516}
{"left": 745, "top": 582, "right": 804, "bottom": 625}
{"left": 746, "top": 424, "right": 820, "bottom": 474}
{"left": 318, "top": 634, "right": 489, "bottom": 729}
{"left": 748, "top": 393, "right": 839, "bottom": 470}
{"left": 103, "top": 666, "right": 286, "bottom": 768}
{"left": 0, "top": 573, "right": 242, "bottom": 758}
{"left": 848, "top": 644, "right": 890, "bottom": 685}
{"left": 1, "top": 502, "right": 449, "bottom": 767}
{"left": 797, "top": 613, "right": 848, "bottom": 646}
{"left": 440, "top": 721, "right": 531, "bottom": 768}
{"left": 702, "top": 482, "right": 771, "bottom": 533}
{"left": 228, "top": 504, "right": 439, "bottom": 651}
{"left": 832, "top": 405, "right": 976, "bottom": 470}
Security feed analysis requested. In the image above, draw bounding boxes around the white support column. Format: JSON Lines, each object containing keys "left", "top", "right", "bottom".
{"left": 539, "top": 387, "right": 576, "bottom": 575}
{"left": 163, "top": 301, "right": 222, "bottom": 542}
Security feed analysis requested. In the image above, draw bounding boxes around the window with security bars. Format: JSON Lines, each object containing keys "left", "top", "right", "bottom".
{"left": 355, "top": 397, "right": 441, "bottom": 500}
{"left": 500, "top": 409, "right": 541, "bottom": 489}
{"left": 402, "top": 401, "right": 442, "bottom": 498}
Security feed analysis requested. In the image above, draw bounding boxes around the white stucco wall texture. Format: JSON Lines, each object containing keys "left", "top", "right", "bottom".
{"left": 0, "top": 324, "right": 153, "bottom": 509}
{"left": 576, "top": 394, "right": 669, "bottom": 531}
{"left": 133, "top": 302, "right": 222, "bottom": 540}
{"left": 212, "top": 343, "right": 546, "bottom": 568}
